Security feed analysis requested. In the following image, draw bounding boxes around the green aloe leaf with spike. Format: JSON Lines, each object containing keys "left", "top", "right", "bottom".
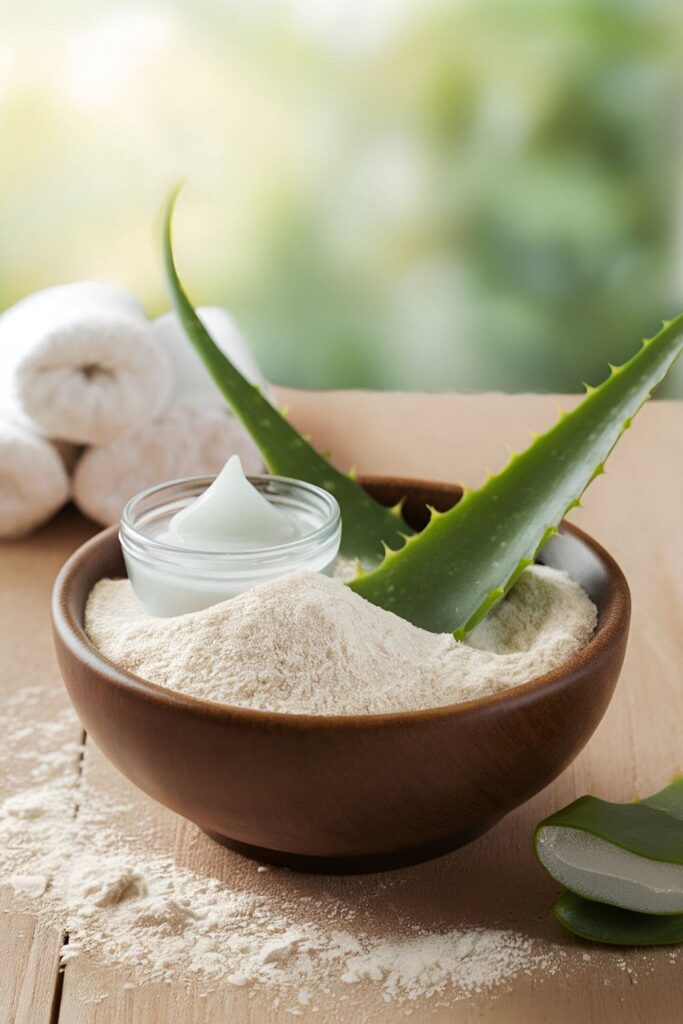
{"left": 163, "top": 188, "right": 683, "bottom": 637}
{"left": 352, "top": 321, "right": 683, "bottom": 636}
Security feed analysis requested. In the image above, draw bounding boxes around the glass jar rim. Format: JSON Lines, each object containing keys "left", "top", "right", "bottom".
{"left": 120, "top": 472, "right": 341, "bottom": 568}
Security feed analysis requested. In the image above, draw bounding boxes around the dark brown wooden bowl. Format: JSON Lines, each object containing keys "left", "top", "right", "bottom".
{"left": 51, "top": 477, "right": 630, "bottom": 874}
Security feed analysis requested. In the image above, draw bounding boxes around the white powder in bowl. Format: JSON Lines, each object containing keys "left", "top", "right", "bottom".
{"left": 85, "top": 565, "right": 597, "bottom": 715}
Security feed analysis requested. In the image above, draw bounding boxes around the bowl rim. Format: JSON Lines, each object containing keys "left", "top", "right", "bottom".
{"left": 52, "top": 474, "right": 631, "bottom": 731}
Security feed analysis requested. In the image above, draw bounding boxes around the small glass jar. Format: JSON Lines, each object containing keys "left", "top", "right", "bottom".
{"left": 120, "top": 474, "right": 341, "bottom": 617}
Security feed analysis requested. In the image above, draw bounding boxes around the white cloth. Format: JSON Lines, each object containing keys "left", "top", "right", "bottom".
{"left": 0, "top": 282, "right": 172, "bottom": 445}
{"left": 73, "top": 305, "right": 271, "bottom": 526}
{"left": 0, "top": 417, "right": 72, "bottom": 538}
{"left": 73, "top": 392, "right": 263, "bottom": 526}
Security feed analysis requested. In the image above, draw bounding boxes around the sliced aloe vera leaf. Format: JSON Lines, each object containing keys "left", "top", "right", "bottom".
{"left": 162, "top": 187, "right": 411, "bottom": 566}
{"left": 535, "top": 780, "right": 683, "bottom": 915}
{"left": 555, "top": 891, "right": 683, "bottom": 946}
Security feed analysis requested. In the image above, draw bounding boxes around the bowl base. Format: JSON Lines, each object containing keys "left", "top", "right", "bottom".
{"left": 203, "top": 822, "right": 497, "bottom": 874}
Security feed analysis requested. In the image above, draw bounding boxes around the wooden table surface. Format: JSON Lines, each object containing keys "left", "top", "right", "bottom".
{"left": 1, "top": 388, "right": 682, "bottom": 1023}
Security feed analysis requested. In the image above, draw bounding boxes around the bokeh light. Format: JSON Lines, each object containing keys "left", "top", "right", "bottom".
{"left": 1, "top": 0, "right": 682, "bottom": 393}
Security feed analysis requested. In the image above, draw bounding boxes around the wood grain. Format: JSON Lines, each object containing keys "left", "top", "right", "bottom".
{"left": 2, "top": 390, "right": 682, "bottom": 1022}
{"left": 0, "top": 510, "right": 96, "bottom": 1024}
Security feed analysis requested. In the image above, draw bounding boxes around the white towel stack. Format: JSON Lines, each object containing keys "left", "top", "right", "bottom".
{"left": 0, "top": 287, "right": 270, "bottom": 537}
{"left": 72, "top": 306, "right": 268, "bottom": 526}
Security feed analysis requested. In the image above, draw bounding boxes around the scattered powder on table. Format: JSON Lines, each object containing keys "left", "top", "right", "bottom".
{"left": 85, "top": 565, "right": 597, "bottom": 714}
{"left": 0, "top": 689, "right": 556, "bottom": 1012}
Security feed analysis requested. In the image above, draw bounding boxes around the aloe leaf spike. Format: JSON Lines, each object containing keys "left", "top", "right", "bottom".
{"left": 163, "top": 187, "right": 411, "bottom": 566}
{"left": 350, "top": 317, "right": 683, "bottom": 636}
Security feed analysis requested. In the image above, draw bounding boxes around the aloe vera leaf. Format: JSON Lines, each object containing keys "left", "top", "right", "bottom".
{"left": 350, "top": 316, "right": 683, "bottom": 635}
{"left": 534, "top": 780, "right": 683, "bottom": 915}
{"left": 162, "top": 188, "right": 410, "bottom": 565}
{"left": 554, "top": 891, "right": 683, "bottom": 946}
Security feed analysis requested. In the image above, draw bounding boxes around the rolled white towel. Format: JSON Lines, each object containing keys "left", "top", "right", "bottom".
{"left": 0, "top": 418, "right": 72, "bottom": 538}
{"left": 0, "top": 282, "right": 172, "bottom": 445}
{"left": 73, "top": 392, "right": 264, "bottom": 526}
{"left": 152, "top": 306, "right": 273, "bottom": 403}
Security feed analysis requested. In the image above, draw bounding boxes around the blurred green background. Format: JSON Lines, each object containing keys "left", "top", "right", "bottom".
{"left": 1, "top": 0, "right": 682, "bottom": 394}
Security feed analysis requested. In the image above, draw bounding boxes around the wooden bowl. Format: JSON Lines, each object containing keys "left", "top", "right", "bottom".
{"left": 52, "top": 477, "right": 630, "bottom": 874}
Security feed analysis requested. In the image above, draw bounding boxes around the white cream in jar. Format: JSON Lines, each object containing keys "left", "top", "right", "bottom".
{"left": 119, "top": 456, "right": 341, "bottom": 617}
